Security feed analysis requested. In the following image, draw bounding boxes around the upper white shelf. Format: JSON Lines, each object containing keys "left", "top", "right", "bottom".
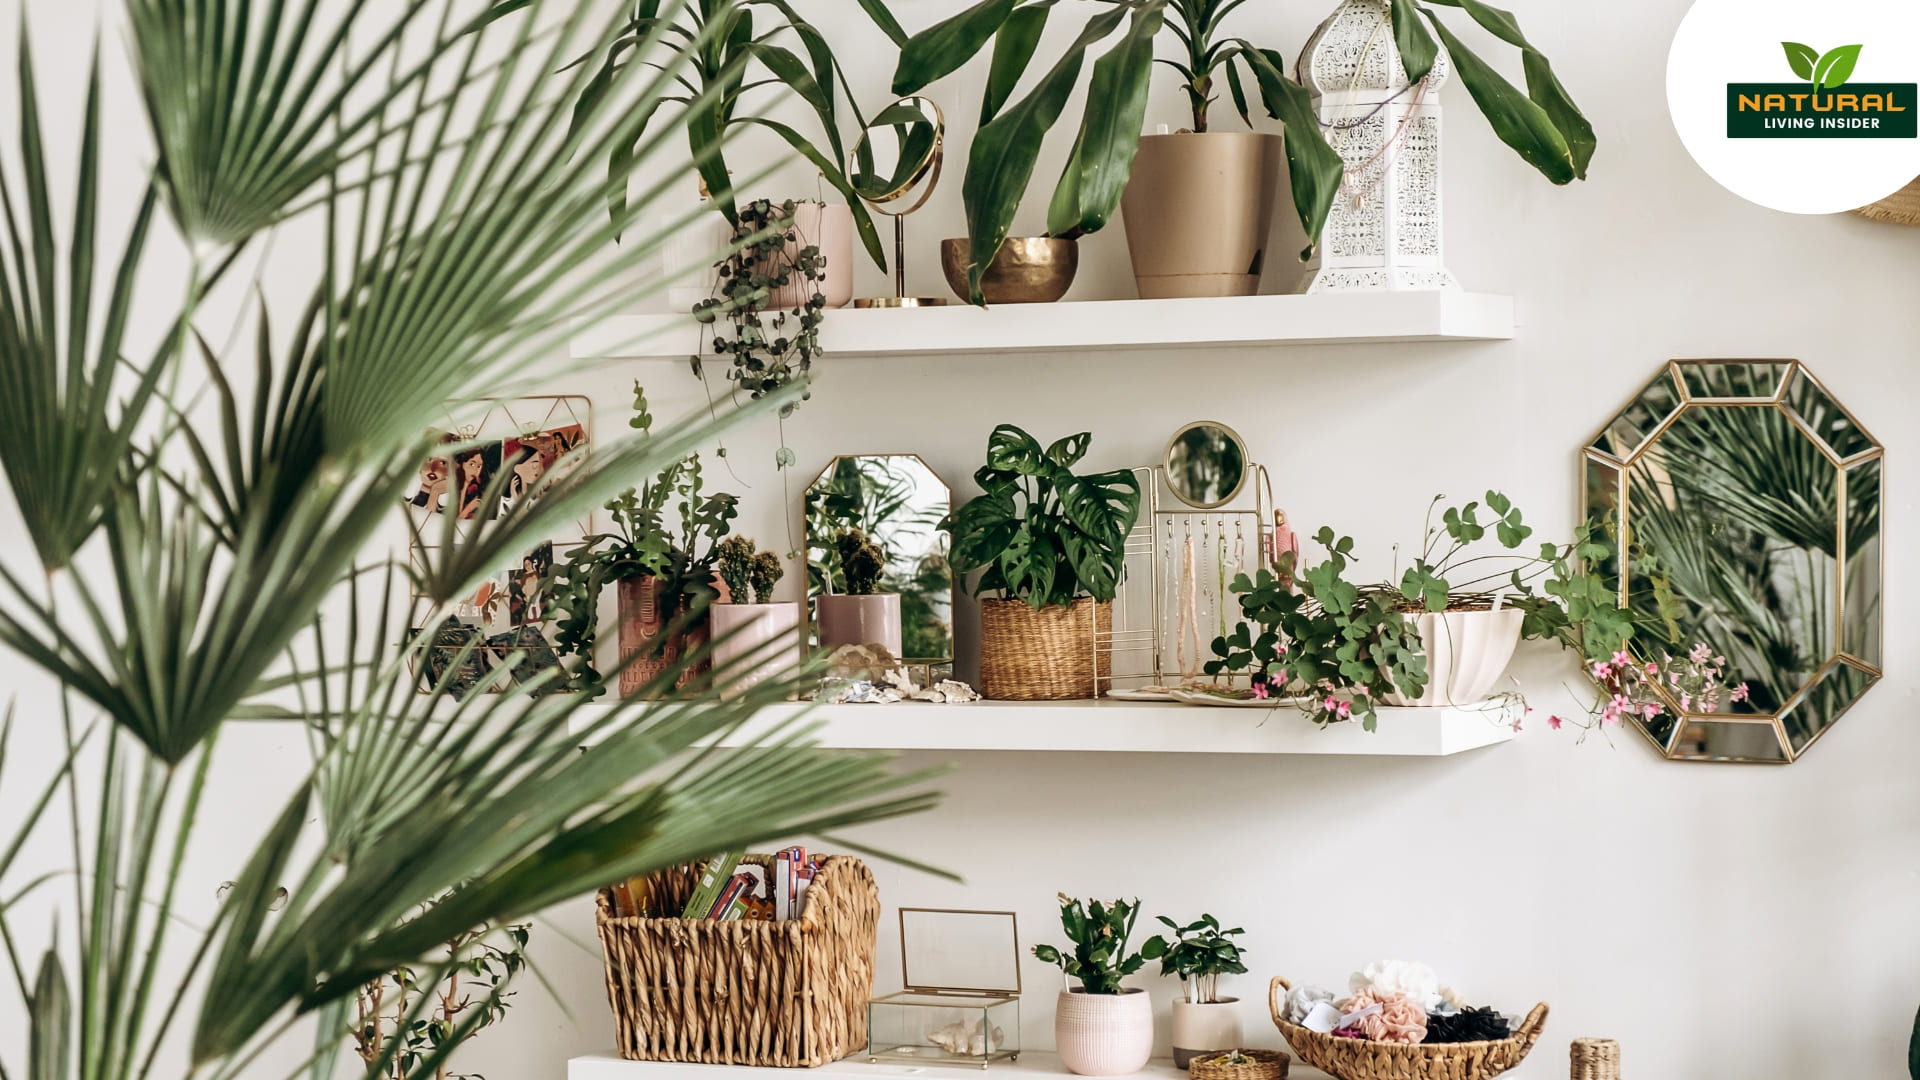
{"left": 570, "top": 292, "right": 1514, "bottom": 359}
{"left": 568, "top": 698, "right": 1519, "bottom": 757}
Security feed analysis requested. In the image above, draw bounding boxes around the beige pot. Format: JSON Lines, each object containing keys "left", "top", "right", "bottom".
{"left": 1170, "top": 998, "right": 1243, "bottom": 1068}
{"left": 1119, "top": 132, "right": 1284, "bottom": 298}
{"left": 709, "top": 602, "right": 800, "bottom": 700}
{"left": 816, "top": 593, "right": 903, "bottom": 659}
{"left": 940, "top": 237, "right": 1078, "bottom": 304}
{"left": 1055, "top": 989, "right": 1153, "bottom": 1077}
{"left": 761, "top": 201, "right": 854, "bottom": 310}
{"left": 1382, "top": 608, "right": 1524, "bottom": 706}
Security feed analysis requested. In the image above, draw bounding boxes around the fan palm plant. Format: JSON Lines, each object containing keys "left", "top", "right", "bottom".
{"left": 0, "top": 2, "right": 941, "bottom": 1079}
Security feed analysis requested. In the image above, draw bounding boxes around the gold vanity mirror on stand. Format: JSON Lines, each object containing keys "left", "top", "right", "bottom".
{"left": 804, "top": 455, "right": 954, "bottom": 680}
{"left": 851, "top": 97, "right": 948, "bottom": 308}
{"left": 1583, "top": 359, "right": 1882, "bottom": 763}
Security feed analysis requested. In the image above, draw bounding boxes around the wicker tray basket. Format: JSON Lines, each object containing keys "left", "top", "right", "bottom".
{"left": 596, "top": 855, "right": 880, "bottom": 1066}
{"left": 1189, "top": 1048, "right": 1290, "bottom": 1080}
{"left": 1268, "top": 977, "right": 1547, "bottom": 1080}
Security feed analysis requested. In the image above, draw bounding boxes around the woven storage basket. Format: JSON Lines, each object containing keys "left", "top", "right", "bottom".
{"left": 596, "top": 855, "right": 879, "bottom": 1065}
{"left": 1189, "top": 1048, "right": 1290, "bottom": 1080}
{"left": 978, "top": 596, "right": 1112, "bottom": 700}
{"left": 1268, "top": 977, "right": 1548, "bottom": 1080}
{"left": 1568, "top": 1037, "right": 1619, "bottom": 1080}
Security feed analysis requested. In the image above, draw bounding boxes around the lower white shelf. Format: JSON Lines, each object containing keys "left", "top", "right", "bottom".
{"left": 567, "top": 699, "right": 1519, "bottom": 757}
{"left": 569, "top": 1051, "right": 1347, "bottom": 1080}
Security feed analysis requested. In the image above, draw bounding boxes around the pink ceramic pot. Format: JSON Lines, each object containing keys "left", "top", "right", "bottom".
{"left": 709, "top": 602, "right": 800, "bottom": 699}
{"left": 816, "top": 593, "right": 902, "bottom": 658}
{"left": 762, "top": 201, "right": 854, "bottom": 310}
{"left": 1055, "top": 989, "right": 1152, "bottom": 1076}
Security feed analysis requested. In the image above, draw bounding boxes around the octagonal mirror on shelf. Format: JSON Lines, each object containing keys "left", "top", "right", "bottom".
{"left": 1583, "top": 359, "right": 1882, "bottom": 763}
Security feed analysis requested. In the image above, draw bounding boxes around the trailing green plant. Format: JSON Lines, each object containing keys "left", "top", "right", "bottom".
{"left": 887, "top": 0, "right": 1595, "bottom": 303}
{"left": 0, "top": 4, "right": 946, "bottom": 1080}
{"left": 351, "top": 916, "right": 532, "bottom": 1080}
{"left": 1206, "top": 532, "right": 1427, "bottom": 731}
{"left": 549, "top": 385, "right": 739, "bottom": 681}
{"left": 1142, "top": 914, "right": 1247, "bottom": 1004}
{"left": 693, "top": 197, "right": 826, "bottom": 403}
{"left": 1032, "top": 896, "right": 1146, "bottom": 995}
{"left": 944, "top": 425, "right": 1141, "bottom": 609}
{"left": 835, "top": 529, "right": 887, "bottom": 595}
{"left": 562, "top": 0, "right": 900, "bottom": 269}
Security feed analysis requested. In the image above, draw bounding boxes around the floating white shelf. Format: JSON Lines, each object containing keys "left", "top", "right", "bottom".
{"left": 568, "top": 698, "right": 1518, "bottom": 757}
{"left": 570, "top": 292, "right": 1514, "bottom": 359}
{"left": 569, "top": 1052, "right": 1363, "bottom": 1080}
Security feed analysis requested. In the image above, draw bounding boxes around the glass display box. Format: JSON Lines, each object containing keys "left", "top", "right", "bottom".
{"left": 868, "top": 908, "right": 1021, "bottom": 1068}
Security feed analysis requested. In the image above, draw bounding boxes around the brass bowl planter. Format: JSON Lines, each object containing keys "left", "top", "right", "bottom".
{"left": 939, "top": 237, "right": 1078, "bottom": 304}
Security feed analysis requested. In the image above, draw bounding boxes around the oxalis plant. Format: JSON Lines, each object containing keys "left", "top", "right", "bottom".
{"left": 1032, "top": 896, "right": 1147, "bottom": 995}
{"left": 886, "top": 0, "right": 1596, "bottom": 302}
{"left": 1143, "top": 914, "right": 1247, "bottom": 1005}
{"left": 0, "top": 4, "right": 945, "bottom": 1079}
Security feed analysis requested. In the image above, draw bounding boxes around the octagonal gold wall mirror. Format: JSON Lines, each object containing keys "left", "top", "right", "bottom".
{"left": 1583, "top": 359, "right": 1882, "bottom": 763}
{"left": 804, "top": 454, "right": 953, "bottom": 666}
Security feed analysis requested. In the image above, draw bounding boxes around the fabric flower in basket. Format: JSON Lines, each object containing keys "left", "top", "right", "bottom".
{"left": 1268, "top": 971, "right": 1548, "bottom": 1080}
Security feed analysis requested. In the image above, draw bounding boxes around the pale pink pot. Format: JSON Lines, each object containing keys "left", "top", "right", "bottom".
{"left": 816, "top": 593, "right": 902, "bottom": 658}
{"left": 1382, "top": 608, "right": 1524, "bottom": 706}
{"left": 709, "top": 602, "right": 800, "bottom": 700}
{"left": 763, "top": 201, "right": 854, "bottom": 310}
{"left": 1055, "top": 989, "right": 1153, "bottom": 1077}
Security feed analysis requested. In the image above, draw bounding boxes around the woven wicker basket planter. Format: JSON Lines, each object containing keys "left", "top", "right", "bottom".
{"left": 1268, "top": 977, "right": 1548, "bottom": 1080}
{"left": 978, "top": 597, "right": 1112, "bottom": 700}
{"left": 1189, "top": 1048, "right": 1290, "bottom": 1080}
{"left": 596, "top": 855, "right": 880, "bottom": 1066}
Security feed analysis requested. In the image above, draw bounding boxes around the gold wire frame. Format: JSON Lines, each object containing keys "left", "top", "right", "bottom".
{"left": 1094, "top": 459, "right": 1276, "bottom": 691}
{"left": 1580, "top": 359, "right": 1882, "bottom": 763}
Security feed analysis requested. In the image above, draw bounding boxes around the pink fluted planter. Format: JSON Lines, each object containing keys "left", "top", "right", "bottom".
{"left": 762, "top": 202, "right": 854, "bottom": 310}
{"left": 1054, "top": 989, "right": 1153, "bottom": 1077}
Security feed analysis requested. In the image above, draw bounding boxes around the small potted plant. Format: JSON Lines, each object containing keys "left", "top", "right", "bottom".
{"left": 944, "top": 425, "right": 1141, "bottom": 700}
{"left": 710, "top": 536, "right": 799, "bottom": 699}
{"left": 548, "top": 385, "right": 738, "bottom": 698}
{"left": 816, "top": 527, "right": 902, "bottom": 658}
{"left": 1143, "top": 914, "right": 1248, "bottom": 1067}
{"left": 1033, "top": 896, "right": 1152, "bottom": 1077}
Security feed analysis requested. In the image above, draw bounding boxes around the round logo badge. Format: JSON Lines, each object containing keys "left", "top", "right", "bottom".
{"left": 1667, "top": 0, "right": 1920, "bottom": 213}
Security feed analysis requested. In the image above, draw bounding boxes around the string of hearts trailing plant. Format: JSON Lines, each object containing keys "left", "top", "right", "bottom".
{"left": 693, "top": 197, "right": 825, "bottom": 412}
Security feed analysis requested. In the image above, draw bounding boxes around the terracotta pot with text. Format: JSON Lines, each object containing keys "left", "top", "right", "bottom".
{"left": 616, "top": 577, "right": 709, "bottom": 698}
{"left": 1119, "top": 132, "right": 1284, "bottom": 298}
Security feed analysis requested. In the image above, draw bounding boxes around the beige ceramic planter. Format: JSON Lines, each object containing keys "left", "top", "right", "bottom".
{"left": 1119, "top": 132, "right": 1284, "bottom": 298}
{"left": 762, "top": 201, "right": 854, "bottom": 310}
{"left": 816, "top": 593, "right": 902, "bottom": 658}
{"left": 709, "top": 601, "right": 800, "bottom": 699}
{"left": 1170, "top": 998, "right": 1243, "bottom": 1068}
{"left": 1055, "top": 989, "right": 1153, "bottom": 1076}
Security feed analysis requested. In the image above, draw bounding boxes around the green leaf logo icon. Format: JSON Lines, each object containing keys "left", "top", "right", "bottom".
{"left": 1815, "top": 44, "right": 1863, "bottom": 89}
{"left": 1782, "top": 41, "right": 1818, "bottom": 80}
{"left": 1784, "top": 41, "right": 1864, "bottom": 87}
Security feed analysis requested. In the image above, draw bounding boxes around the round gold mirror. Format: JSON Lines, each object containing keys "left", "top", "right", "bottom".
{"left": 1164, "top": 421, "right": 1248, "bottom": 509}
{"left": 851, "top": 97, "right": 947, "bottom": 307}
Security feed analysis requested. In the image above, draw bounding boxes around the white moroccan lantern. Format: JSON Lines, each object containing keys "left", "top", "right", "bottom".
{"left": 1297, "top": 0, "right": 1458, "bottom": 292}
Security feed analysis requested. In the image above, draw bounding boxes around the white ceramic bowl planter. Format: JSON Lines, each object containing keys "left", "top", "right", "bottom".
{"left": 1383, "top": 608, "right": 1523, "bottom": 706}
{"left": 1055, "top": 988, "right": 1153, "bottom": 1076}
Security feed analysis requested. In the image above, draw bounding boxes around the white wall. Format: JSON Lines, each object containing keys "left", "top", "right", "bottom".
{"left": 5, "top": 0, "right": 1920, "bottom": 1078}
